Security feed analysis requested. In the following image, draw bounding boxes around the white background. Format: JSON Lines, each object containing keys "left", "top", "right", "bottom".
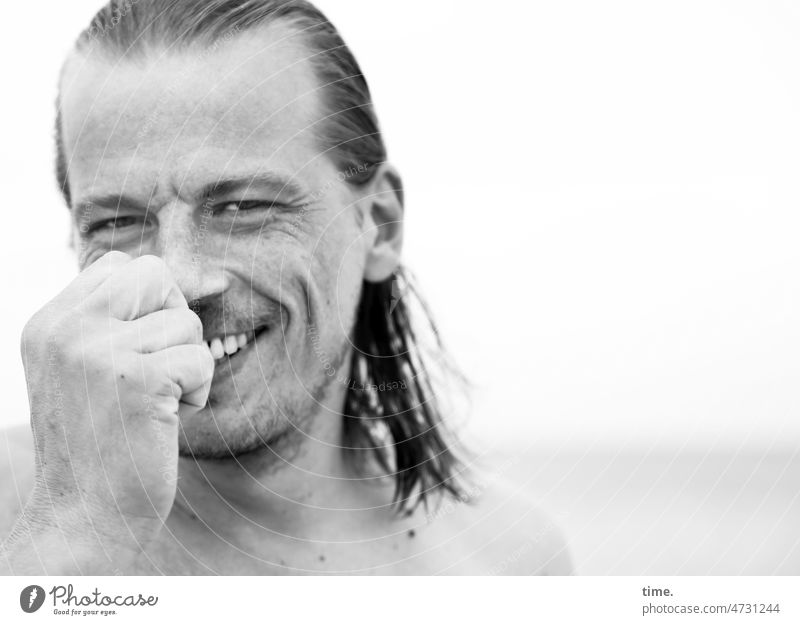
{"left": 1, "top": 0, "right": 799, "bottom": 455}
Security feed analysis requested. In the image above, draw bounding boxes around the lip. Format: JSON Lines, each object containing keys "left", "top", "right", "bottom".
{"left": 202, "top": 324, "right": 268, "bottom": 344}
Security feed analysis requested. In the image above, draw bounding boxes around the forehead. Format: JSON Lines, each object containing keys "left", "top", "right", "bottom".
{"left": 59, "top": 23, "right": 325, "bottom": 201}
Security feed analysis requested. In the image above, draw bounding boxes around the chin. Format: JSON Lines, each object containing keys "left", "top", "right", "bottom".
{"left": 176, "top": 386, "right": 287, "bottom": 459}
{"left": 176, "top": 370, "right": 326, "bottom": 460}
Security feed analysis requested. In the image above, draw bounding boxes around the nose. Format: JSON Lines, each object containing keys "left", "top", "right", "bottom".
{"left": 147, "top": 201, "right": 230, "bottom": 304}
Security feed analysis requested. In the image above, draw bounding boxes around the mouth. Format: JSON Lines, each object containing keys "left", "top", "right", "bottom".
{"left": 204, "top": 325, "right": 270, "bottom": 362}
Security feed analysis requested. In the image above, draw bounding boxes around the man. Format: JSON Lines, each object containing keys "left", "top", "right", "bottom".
{"left": 0, "top": 0, "right": 571, "bottom": 575}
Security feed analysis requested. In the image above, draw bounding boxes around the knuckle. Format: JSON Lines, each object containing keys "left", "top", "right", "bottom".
{"left": 102, "top": 250, "right": 132, "bottom": 264}
{"left": 135, "top": 254, "right": 167, "bottom": 274}
{"left": 21, "top": 308, "right": 74, "bottom": 356}
{"left": 183, "top": 310, "right": 204, "bottom": 341}
{"left": 145, "top": 360, "right": 182, "bottom": 398}
{"left": 20, "top": 313, "right": 43, "bottom": 351}
{"left": 24, "top": 305, "right": 54, "bottom": 334}
{"left": 135, "top": 255, "right": 174, "bottom": 291}
{"left": 92, "top": 250, "right": 132, "bottom": 272}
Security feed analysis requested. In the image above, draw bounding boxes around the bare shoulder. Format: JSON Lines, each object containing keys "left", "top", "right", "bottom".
{"left": 429, "top": 470, "right": 574, "bottom": 575}
{"left": 0, "top": 424, "right": 36, "bottom": 536}
{"left": 479, "top": 476, "right": 573, "bottom": 575}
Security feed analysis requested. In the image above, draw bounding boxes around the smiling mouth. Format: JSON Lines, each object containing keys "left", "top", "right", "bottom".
{"left": 204, "top": 326, "right": 269, "bottom": 361}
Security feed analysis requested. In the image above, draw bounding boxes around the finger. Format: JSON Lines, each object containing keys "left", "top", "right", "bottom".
{"left": 54, "top": 251, "right": 133, "bottom": 308}
{"left": 145, "top": 343, "right": 215, "bottom": 410}
{"left": 86, "top": 255, "right": 188, "bottom": 320}
{"left": 125, "top": 308, "right": 204, "bottom": 353}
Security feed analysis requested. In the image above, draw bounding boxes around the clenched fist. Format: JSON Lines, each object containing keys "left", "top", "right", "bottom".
{"left": 16, "top": 251, "right": 214, "bottom": 565}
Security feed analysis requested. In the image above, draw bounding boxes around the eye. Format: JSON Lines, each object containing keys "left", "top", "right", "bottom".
{"left": 216, "top": 200, "right": 277, "bottom": 214}
{"left": 85, "top": 216, "right": 142, "bottom": 234}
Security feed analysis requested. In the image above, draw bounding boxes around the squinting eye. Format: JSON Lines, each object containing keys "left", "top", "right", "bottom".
{"left": 217, "top": 201, "right": 274, "bottom": 214}
{"left": 86, "top": 216, "right": 141, "bottom": 233}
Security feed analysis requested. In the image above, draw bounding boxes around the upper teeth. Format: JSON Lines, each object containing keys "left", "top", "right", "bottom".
{"left": 206, "top": 332, "right": 253, "bottom": 360}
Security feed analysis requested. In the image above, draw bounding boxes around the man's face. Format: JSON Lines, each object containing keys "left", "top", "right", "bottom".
{"left": 59, "top": 24, "right": 371, "bottom": 457}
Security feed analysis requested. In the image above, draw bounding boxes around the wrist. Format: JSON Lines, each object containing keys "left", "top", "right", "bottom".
{"left": 3, "top": 499, "right": 153, "bottom": 575}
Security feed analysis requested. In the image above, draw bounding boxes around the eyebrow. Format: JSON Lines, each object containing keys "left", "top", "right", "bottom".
{"left": 75, "top": 172, "right": 310, "bottom": 212}
{"left": 73, "top": 194, "right": 147, "bottom": 212}
{"left": 193, "top": 173, "right": 309, "bottom": 204}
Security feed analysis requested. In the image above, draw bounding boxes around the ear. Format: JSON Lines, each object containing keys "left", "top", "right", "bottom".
{"left": 362, "top": 163, "right": 404, "bottom": 283}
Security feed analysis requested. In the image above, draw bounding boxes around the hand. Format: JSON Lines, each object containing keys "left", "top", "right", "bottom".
{"left": 18, "top": 251, "right": 214, "bottom": 559}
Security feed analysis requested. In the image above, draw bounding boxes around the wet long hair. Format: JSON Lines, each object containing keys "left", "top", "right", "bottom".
{"left": 55, "top": 0, "right": 467, "bottom": 514}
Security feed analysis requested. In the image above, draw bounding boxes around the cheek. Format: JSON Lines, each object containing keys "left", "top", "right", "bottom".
{"left": 309, "top": 220, "right": 366, "bottom": 329}
{"left": 334, "top": 241, "right": 366, "bottom": 326}
{"left": 252, "top": 212, "right": 366, "bottom": 339}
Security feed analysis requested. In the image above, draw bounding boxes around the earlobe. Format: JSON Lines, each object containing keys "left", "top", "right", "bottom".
{"left": 363, "top": 164, "right": 404, "bottom": 283}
